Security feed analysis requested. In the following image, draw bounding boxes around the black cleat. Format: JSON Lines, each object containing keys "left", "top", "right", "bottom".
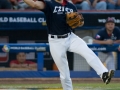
{"left": 102, "top": 70, "right": 115, "bottom": 85}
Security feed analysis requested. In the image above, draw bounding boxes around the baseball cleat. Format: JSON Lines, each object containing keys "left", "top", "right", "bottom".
{"left": 102, "top": 70, "right": 115, "bottom": 85}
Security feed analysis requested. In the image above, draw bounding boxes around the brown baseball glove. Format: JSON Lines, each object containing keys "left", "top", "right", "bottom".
{"left": 66, "top": 12, "right": 84, "bottom": 29}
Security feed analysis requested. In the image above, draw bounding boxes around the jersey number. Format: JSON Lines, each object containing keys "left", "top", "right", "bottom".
{"left": 53, "top": 6, "right": 73, "bottom": 13}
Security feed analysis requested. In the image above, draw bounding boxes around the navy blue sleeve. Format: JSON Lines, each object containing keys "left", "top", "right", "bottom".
{"left": 117, "top": 28, "right": 120, "bottom": 39}
{"left": 94, "top": 30, "right": 104, "bottom": 40}
{"left": 40, "top": 0, "right": 51, "bottom": 13}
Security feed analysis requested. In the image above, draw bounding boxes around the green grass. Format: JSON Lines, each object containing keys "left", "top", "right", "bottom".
{"left": 0, "top": 83, "right": 119, "bottom": 90}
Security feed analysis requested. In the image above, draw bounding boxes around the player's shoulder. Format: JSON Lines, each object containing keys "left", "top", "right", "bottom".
{"left": 114, "top": 26, "right": 120, "bottom": 31}
{"left": 114, "top": 26, "right": 120, "bottom": 34}
{"left": 68, "top": 0, "right": 74, "bottom": 4}
{"left": 68, "top": 0, "right": 75, "bottom": 6}
{"left": 42, "top": 0, "right": 53, "bottom": 7}
{"left": 96, "top": 28, "right": 106, "bottom": 36}
{"left": 99, "top": 27, "right": 106, "bottom": 33}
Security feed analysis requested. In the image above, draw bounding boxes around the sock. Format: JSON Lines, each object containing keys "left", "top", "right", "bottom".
{"left": 100, "top": 74, "right": 103, "bottom": 79}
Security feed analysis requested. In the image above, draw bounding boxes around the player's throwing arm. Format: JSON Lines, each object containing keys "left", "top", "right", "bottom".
{"left": 23, "top": 0, "right": 45, "bottom": 10}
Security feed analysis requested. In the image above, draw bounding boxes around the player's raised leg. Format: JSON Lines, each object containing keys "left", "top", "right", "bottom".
{"left": 68, "top": 33, "right": 114, "bottom": 84}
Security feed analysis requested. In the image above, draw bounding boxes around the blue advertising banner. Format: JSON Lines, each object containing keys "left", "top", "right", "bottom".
{"left": 0, "top": 11, "right": 47, "bottom": 30}
{"left": 0, "top": 43, "right": 120, "bottom": 71}
{"left": 0, "top": 11, "right": 120, "bottom": 30}
{"left": 0, "top": 43, "right": 120, "bottom": 53}
{"left": 88, "top": 44, "right": 120, "bottom": 52}
{"left": 80, "top": 11, "right": 120, "bottom": 30}
{"left": 0, "top": 43, "right": 49, "bottom": 52}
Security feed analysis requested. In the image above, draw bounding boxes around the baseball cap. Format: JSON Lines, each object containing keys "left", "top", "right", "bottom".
{"left": 105, "top": 17, "right": 115, "bottom": 23}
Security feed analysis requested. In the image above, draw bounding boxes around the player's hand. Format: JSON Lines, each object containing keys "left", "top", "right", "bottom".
{"left": 105, "top": 40, "right": 114, "bottom": 45}
{"left": 21, "top": 64, "right": 28, "bottom": 68}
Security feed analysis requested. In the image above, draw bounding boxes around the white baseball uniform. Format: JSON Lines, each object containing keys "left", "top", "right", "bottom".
{"left": 41, "top": 0, "right": 108, "bottom": 90}
{"left": 49, "top": 32, "right": 108, "bottom": 90}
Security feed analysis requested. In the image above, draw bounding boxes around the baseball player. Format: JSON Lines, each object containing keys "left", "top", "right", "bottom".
{"left": 93, "top": 17, "right": 120, "bottom": 71}
{"left": 23, "top": 0, "right": 114, "bottom": 90}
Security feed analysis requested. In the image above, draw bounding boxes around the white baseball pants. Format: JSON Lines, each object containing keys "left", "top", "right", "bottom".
{"left": 48, "top": 32, "right": 108, "bottom": 90}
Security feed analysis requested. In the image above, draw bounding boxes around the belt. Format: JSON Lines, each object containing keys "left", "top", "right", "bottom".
{"left": 50, "top": 33, "right": 70, "bottom": 39}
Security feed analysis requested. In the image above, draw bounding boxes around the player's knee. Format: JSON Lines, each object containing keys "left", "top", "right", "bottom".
{"left": 82, "top": 1, "right": 89, "bottom": 6}
{"left": 97, "top": 1, "right": 107, "bottom": 10}
{"left": 100, "top": 1, "right": 107, "bottom": 6}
